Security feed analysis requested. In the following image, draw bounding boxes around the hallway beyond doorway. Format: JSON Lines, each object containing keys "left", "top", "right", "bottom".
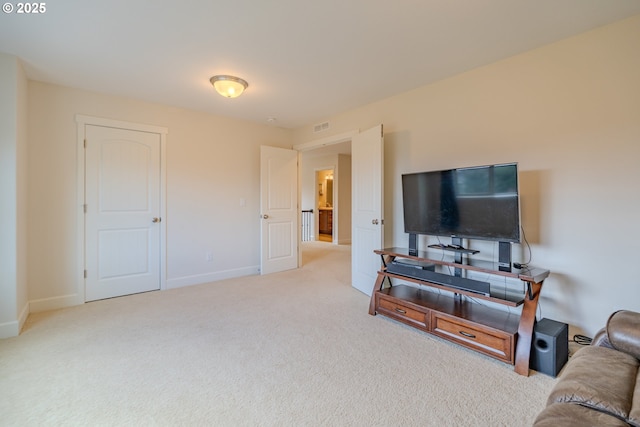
{"left": 318, "top": 233, "right": 332, "bottom": 242}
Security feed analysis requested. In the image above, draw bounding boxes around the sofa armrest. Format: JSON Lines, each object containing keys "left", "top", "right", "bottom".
{"left": 592, "top": 327, "right": 614, "bottom": 348}
{"left": 602, "top": 310, "right": 640, "bottom": 360}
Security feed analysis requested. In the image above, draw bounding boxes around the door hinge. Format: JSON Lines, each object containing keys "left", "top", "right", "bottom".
{"left": 84, "top": 139, "right": 87, "bottom": 148}
{"left": 84, "top": 270, "right": 87, "bottom": 278}
{"left": 83, "top": 204, "right": 87, "bottom": 213}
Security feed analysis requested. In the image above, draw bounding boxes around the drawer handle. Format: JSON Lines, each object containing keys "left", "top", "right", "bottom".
{"left": 394, "top": 308, "right": 407, "bottom": 314}
{"left": 459, "top": 330, "right": 476, "bottom": 339}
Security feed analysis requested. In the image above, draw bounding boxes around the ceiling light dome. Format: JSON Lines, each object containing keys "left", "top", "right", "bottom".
{"left": 210, "top": 75, "right": 248, "bottom": 98}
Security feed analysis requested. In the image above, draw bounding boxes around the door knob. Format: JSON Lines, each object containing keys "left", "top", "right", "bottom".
{"left": 372, "top": 219, "right": 379, "bottom": 225}
{"left": 152, "top": 217, "right": 161, "bottom": 223}
{"left": 262, "top": 214, "right": 269, "bottom": 219}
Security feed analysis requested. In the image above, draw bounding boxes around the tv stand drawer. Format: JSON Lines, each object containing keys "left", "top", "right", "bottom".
{"left": 376, "top": 295, "right": 429, "bottom": 331}
{"left": 431, "top": 312, "right": 515, "bottom": 364}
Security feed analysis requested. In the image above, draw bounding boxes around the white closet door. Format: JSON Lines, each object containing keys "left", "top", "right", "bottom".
{"left": 85, "top": 125, "right": 161, "bottom": 301}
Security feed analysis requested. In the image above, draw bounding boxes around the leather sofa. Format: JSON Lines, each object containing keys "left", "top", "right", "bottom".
{"left": 534, "top": 310, "right": 640, "bottom": 426}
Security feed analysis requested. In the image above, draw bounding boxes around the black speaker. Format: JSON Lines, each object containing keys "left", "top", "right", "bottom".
{"left": 498, "top": 241, "right": 511, "bottom": 272}
{"left": 530, "top": 318, "right": 569, "bottom": 377}
{"left": 408, "top": 233, "right": 418, "bottom": 256}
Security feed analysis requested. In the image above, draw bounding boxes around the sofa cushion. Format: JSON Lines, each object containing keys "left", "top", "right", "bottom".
{"left": 547, "top": 345, "right": 639, "bottom": 422}
{"left": 629, "top": 373, "right": 640, "bottom": 427}
{"left": 534, "top": 402, "right": 630, "bottom": 427}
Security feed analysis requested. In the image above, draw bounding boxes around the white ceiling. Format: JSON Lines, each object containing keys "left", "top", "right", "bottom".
{"left": 2, "top": 1, "right": 639, "bottom": 129}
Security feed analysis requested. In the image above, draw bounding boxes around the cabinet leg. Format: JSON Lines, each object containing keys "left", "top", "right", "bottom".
{"left": 514, "top": 281, "right": 543, "bottom": 376}
{"left": 368, "top": 273, "right": 386, "bottom": 315}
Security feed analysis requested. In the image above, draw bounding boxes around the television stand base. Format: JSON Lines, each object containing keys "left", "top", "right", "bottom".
{"left": 369, "top": 247, "right": 550, "bottom": 376}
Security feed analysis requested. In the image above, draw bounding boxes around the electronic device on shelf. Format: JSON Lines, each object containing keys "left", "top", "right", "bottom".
{"left": 427, "top": 243, "right": 479, "bottom": 254}
{"left": 387, "top": 258, "right": 435, "bottom": 274}
{"left": 387, "top": 259, "right": 491, "bottom": 297}
{"left": 402, "top": 162, "right": 520, "bottom": 272}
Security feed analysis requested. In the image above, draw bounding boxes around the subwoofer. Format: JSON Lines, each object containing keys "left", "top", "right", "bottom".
{"left": 530, "top": 318, "right": 569, "bottom": 377}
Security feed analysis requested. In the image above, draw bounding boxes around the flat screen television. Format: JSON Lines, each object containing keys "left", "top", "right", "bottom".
{"left": 402, "top": 163, "right": 521, "bottom": 243}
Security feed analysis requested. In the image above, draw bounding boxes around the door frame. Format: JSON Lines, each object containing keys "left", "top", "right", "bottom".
{"left": 294, "top": 129, "right": 358, "bottom": 264}
{"left": 75, "top": 115, "right": 168, "bottom": 304}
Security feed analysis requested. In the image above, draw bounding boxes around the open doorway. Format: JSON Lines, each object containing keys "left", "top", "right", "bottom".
{"left": 299, "top": 140, "right": 352, "bottom": 248}
{"left": 316, "top": 168, "right": 334, "bottom": 242}
{"left": 295, "top": 126, "right": 383, "bottom": 295}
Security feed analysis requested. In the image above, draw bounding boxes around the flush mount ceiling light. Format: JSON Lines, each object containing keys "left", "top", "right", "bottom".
{"left": 210, "top": 75, "right": 248, "bottom": 98}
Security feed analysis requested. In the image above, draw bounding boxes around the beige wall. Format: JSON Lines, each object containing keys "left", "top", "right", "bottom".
{"left": 27, "top": 82, "right": 292, "bottom": 310}
{"left": 0, "top": 53, "right": 29, "bottom": 338}
{"left": 292, "top": 16, "right": 640, "bottom": 335}
{"left": 3, "top": 15, "right": 638, "bottom": 338}
{"left": 336, "top": 154, "right": 352, "bottom": 245}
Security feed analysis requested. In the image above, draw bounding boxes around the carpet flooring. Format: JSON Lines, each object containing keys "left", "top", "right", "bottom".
{"left": 0, "top": 242, "right": 555, "bottom": 426}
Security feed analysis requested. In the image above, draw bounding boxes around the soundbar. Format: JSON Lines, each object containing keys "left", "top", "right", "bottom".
{"left": 387, "top": 261, "right": 491, "bottom": 297}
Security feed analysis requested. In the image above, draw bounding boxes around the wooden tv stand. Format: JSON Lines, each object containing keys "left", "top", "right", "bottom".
{"left": 369, "top": 247, "right": 550, "bottom": 376}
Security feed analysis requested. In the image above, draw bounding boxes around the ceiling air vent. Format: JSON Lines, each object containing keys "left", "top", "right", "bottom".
{"left": 313, "top": 122, "right": 330, "bottom": 133}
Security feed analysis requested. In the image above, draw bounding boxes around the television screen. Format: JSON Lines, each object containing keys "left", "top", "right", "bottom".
{"left": 402, "top": 163, "right": 521, "bottom": 242}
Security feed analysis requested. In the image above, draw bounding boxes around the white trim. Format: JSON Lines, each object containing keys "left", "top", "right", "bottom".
{"left": 0, "top": 320, "right": 19, "bottom": 339}
{"left": 0, "top": 301, "right": 27, "bottom": 338}
{"left": 29, "top": 293, "right": 83, "bottom": 313}
{"left": 166, "top": 266, "right": 260, "bottom": 289}
{"left": 159, "top": 133, "right": 168, "bottom": 290}
{"left": 293, "top": 130, "right": 358, "bottom": 152}
{"left": 297, "top": 151, "right": 302, "bottom": 268}
{"left": 75, "top": 114, "right": 168, "bottom": 303}
{"left": 75, "top": 119, "right": 85, "bottom": 303}
{"left": 75, "top": 114, "right": 168, "bottom": 135}
{"left": 18, "top": 300, "right": 29, "bottom": 331}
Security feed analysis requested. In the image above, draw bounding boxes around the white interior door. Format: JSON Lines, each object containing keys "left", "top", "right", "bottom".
{"left": 260, "top": 146, "right": 299, "bottom": 275}
{"left": 351, "top": 125, "right": 384, "bottom": 295}
{"left": 85, "top": 125, "right": 162, "bottom": 301}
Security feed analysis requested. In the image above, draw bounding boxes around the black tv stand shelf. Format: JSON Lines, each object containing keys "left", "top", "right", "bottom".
{"left": 368, "top": 247, "right": 550, "bottom": 376}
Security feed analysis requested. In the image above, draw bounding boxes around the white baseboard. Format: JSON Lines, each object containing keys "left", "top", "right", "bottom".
{"left": 29, "top": 293, "right": 83, "bottom": 313}
{"left": 166, "top": 265, "right": 260, "bottom": 289}
{"left": 19, "top": 267, "right": 259, "bottom": 321}
{"left": 0, "top": 301, "right": 31, "bottom": 339}
{"left": 18, "top": 300, "right": 29, "bottom": 331}
{"left": 0, "top": 320, "right": 19, "bottom": 339}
